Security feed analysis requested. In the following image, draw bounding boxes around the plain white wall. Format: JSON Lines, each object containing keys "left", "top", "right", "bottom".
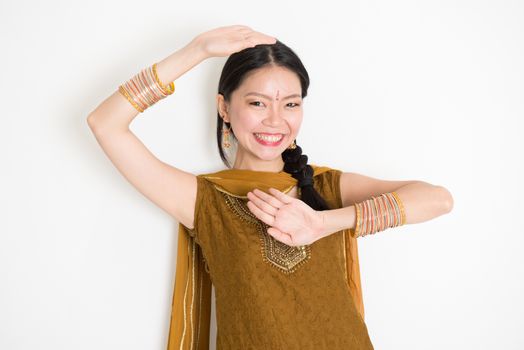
{"left": 2, "top": 0, "right": 523, "bottom": 349}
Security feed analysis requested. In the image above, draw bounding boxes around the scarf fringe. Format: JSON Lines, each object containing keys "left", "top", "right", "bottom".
{"left": 167, "top": 224, "right": 212, "bottom": 350}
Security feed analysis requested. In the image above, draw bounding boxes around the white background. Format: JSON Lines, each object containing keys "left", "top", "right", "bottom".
{"left": 2, "top": 0, "right": 523, "bottom": 349}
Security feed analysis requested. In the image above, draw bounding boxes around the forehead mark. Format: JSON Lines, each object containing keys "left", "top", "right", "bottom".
{"left": 276, "top": 90, "right": 280, "bottom": 101}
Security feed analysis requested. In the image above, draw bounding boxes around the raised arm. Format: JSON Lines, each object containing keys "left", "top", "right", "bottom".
{"left": 86, "top": 25, "right": 277, "bottom": 229}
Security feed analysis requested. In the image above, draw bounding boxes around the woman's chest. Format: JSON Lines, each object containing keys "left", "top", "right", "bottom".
{"left": 199, "top": 189, "right": 347, "bottom": 285}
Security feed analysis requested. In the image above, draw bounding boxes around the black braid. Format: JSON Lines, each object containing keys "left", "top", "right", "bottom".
{"left": 282, "top": 143, "right": 331, "bottom": 211}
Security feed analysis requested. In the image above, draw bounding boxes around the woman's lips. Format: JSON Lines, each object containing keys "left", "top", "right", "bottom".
{"left": 253, "top": 133, "right": 285, "bottom": 146}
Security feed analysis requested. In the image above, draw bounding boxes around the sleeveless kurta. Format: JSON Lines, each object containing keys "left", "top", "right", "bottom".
{"left": 179, "top": 167, "right": 374, "bottom": 349}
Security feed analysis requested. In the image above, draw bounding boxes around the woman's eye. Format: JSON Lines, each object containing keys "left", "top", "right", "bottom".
{"left": 249, "top": 101, "right": 300, "bottom": 108}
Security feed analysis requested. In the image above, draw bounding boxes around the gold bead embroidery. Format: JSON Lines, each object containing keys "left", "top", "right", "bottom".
{"left": 218, "top": 189, "right": 311, "bottom": 274}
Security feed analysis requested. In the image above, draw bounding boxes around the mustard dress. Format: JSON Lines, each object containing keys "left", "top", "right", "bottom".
{"left": 172, "top": 166, "right": 374, "bottom": 349}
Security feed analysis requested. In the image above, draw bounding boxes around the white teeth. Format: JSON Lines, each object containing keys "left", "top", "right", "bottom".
{"left": 254, "top": 133, "right": 283, "bottom": 142}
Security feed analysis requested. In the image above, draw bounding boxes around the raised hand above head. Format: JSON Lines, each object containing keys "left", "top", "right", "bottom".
{"left": 191, "top": 24, "right": 278, "bottom": 59}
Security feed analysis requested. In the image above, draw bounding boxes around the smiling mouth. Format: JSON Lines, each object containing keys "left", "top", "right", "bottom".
{"left": 253, "top": 133, "right": 284, "bottom": 142}
{"left": 253, "top": 133, "right": 285, "bottom": 146}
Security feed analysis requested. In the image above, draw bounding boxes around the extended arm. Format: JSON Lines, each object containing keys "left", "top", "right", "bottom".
{"left": 246, "top": 177, "right": 453, "bottom": 246}
{"left": 318, "top": 181, "right": 454, "bottom": 239}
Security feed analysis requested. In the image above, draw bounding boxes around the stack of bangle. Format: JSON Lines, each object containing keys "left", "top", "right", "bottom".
{"left": 118, "top": 63, "right": 175, "bottom": 113}
{"left": 350, "top": 192, "right": 406, "bottom": 238}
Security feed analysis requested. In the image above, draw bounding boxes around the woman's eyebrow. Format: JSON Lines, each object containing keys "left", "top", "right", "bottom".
{"left": 244, "top": 92, "right": 301, "bottom": 100}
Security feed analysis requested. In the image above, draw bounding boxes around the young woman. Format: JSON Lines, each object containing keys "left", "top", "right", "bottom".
{"left": 87, "top": 25, "right": 453, "bottom": 349}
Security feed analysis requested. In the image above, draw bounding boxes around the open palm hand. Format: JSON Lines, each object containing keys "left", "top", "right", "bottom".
{"left": 246, "top": 188, "right": 324, "bottom": 247}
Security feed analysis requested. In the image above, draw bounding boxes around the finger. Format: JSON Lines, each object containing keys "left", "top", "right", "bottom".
{"left": 234, "top": 25, "right": 252, "bottom": 30}
{"left": 268, "top": 188, "right": 294, "bottom": 204}
{"left": 251, "top": 189, "right": 284, "bottom": 209}
{"left": 251, "top": 31, "right": 277, "bottom": 44}
{"left": 246, "top": 200, "right": 275, "bottom": 226}
{"left": 247, "top": 191, "right": 278, "bottom": 216}
{"left": 242, "top": 30, "right": 277, "bottom": 46}
{"left": 235, "top": 25, "right": 253, "bottom": 31}
{"left": 267, "top": 227, "right": 293, "bottom": 246}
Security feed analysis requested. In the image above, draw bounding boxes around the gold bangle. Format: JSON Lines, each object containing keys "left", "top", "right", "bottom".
{"left": 118, "top": 85, "right": 144, "bottom": 113}
{"left": 152, "top": 63, "right": 175, "bottom": 95}
{"left": 350, "top": 203, "right": 361, "bottom": 238}
{"left": 351, "top": 192, "right": 405, "bottom": 238}
{"left": 391, "top": 191, "right": 406, "bottom": 225}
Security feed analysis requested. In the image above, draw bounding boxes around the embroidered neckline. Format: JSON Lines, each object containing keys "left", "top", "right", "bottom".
{"left": 218, "top": 190, "right": 311, "bottom": 274}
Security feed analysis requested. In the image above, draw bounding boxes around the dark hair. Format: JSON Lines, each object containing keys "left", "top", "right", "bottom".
{"left": 216, "top": 40, "right": 330, "bottom": 211}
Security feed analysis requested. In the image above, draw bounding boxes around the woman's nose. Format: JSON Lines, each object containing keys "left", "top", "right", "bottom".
{"left": 263, "top": 107, "right": 283, "bottom": 126}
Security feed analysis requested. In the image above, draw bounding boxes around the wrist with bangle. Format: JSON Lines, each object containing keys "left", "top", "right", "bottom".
{"left": 350, "top": 191, "right": 406, "bottom": 238}
{"left": 118, "top": 63, "right": 174, "bottom": 113}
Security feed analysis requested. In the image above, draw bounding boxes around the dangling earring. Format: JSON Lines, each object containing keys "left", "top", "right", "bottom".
{"left": 287, "top": 139, "right": 297, "bottom": 150}
{"left": 222, "top": 123, "right": 231, "bottom": 149}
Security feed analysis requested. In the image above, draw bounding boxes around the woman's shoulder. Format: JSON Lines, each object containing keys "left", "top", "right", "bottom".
{"left": 311, "top": 164, "right": 344, "bottom": 208}
{"left": 310, "top": 163, "right": 343, "bottom": 179}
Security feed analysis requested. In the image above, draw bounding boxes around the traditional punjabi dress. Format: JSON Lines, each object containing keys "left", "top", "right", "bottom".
{"left": 167, "top": 165, "right": 374, "bottom": 349}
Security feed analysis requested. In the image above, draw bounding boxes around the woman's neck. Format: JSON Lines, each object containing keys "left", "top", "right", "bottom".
{"left": 232, "top": 158, "right": 285, "bottom": 173}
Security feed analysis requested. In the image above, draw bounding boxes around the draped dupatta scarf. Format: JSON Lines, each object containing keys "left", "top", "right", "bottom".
{"left": 166, "top": 165, "right": 365, "bottom": 349}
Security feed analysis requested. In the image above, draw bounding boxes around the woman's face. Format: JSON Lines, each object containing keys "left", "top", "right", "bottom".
{"left": 217, "top": 65, "right": 304, "bottom": 171}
